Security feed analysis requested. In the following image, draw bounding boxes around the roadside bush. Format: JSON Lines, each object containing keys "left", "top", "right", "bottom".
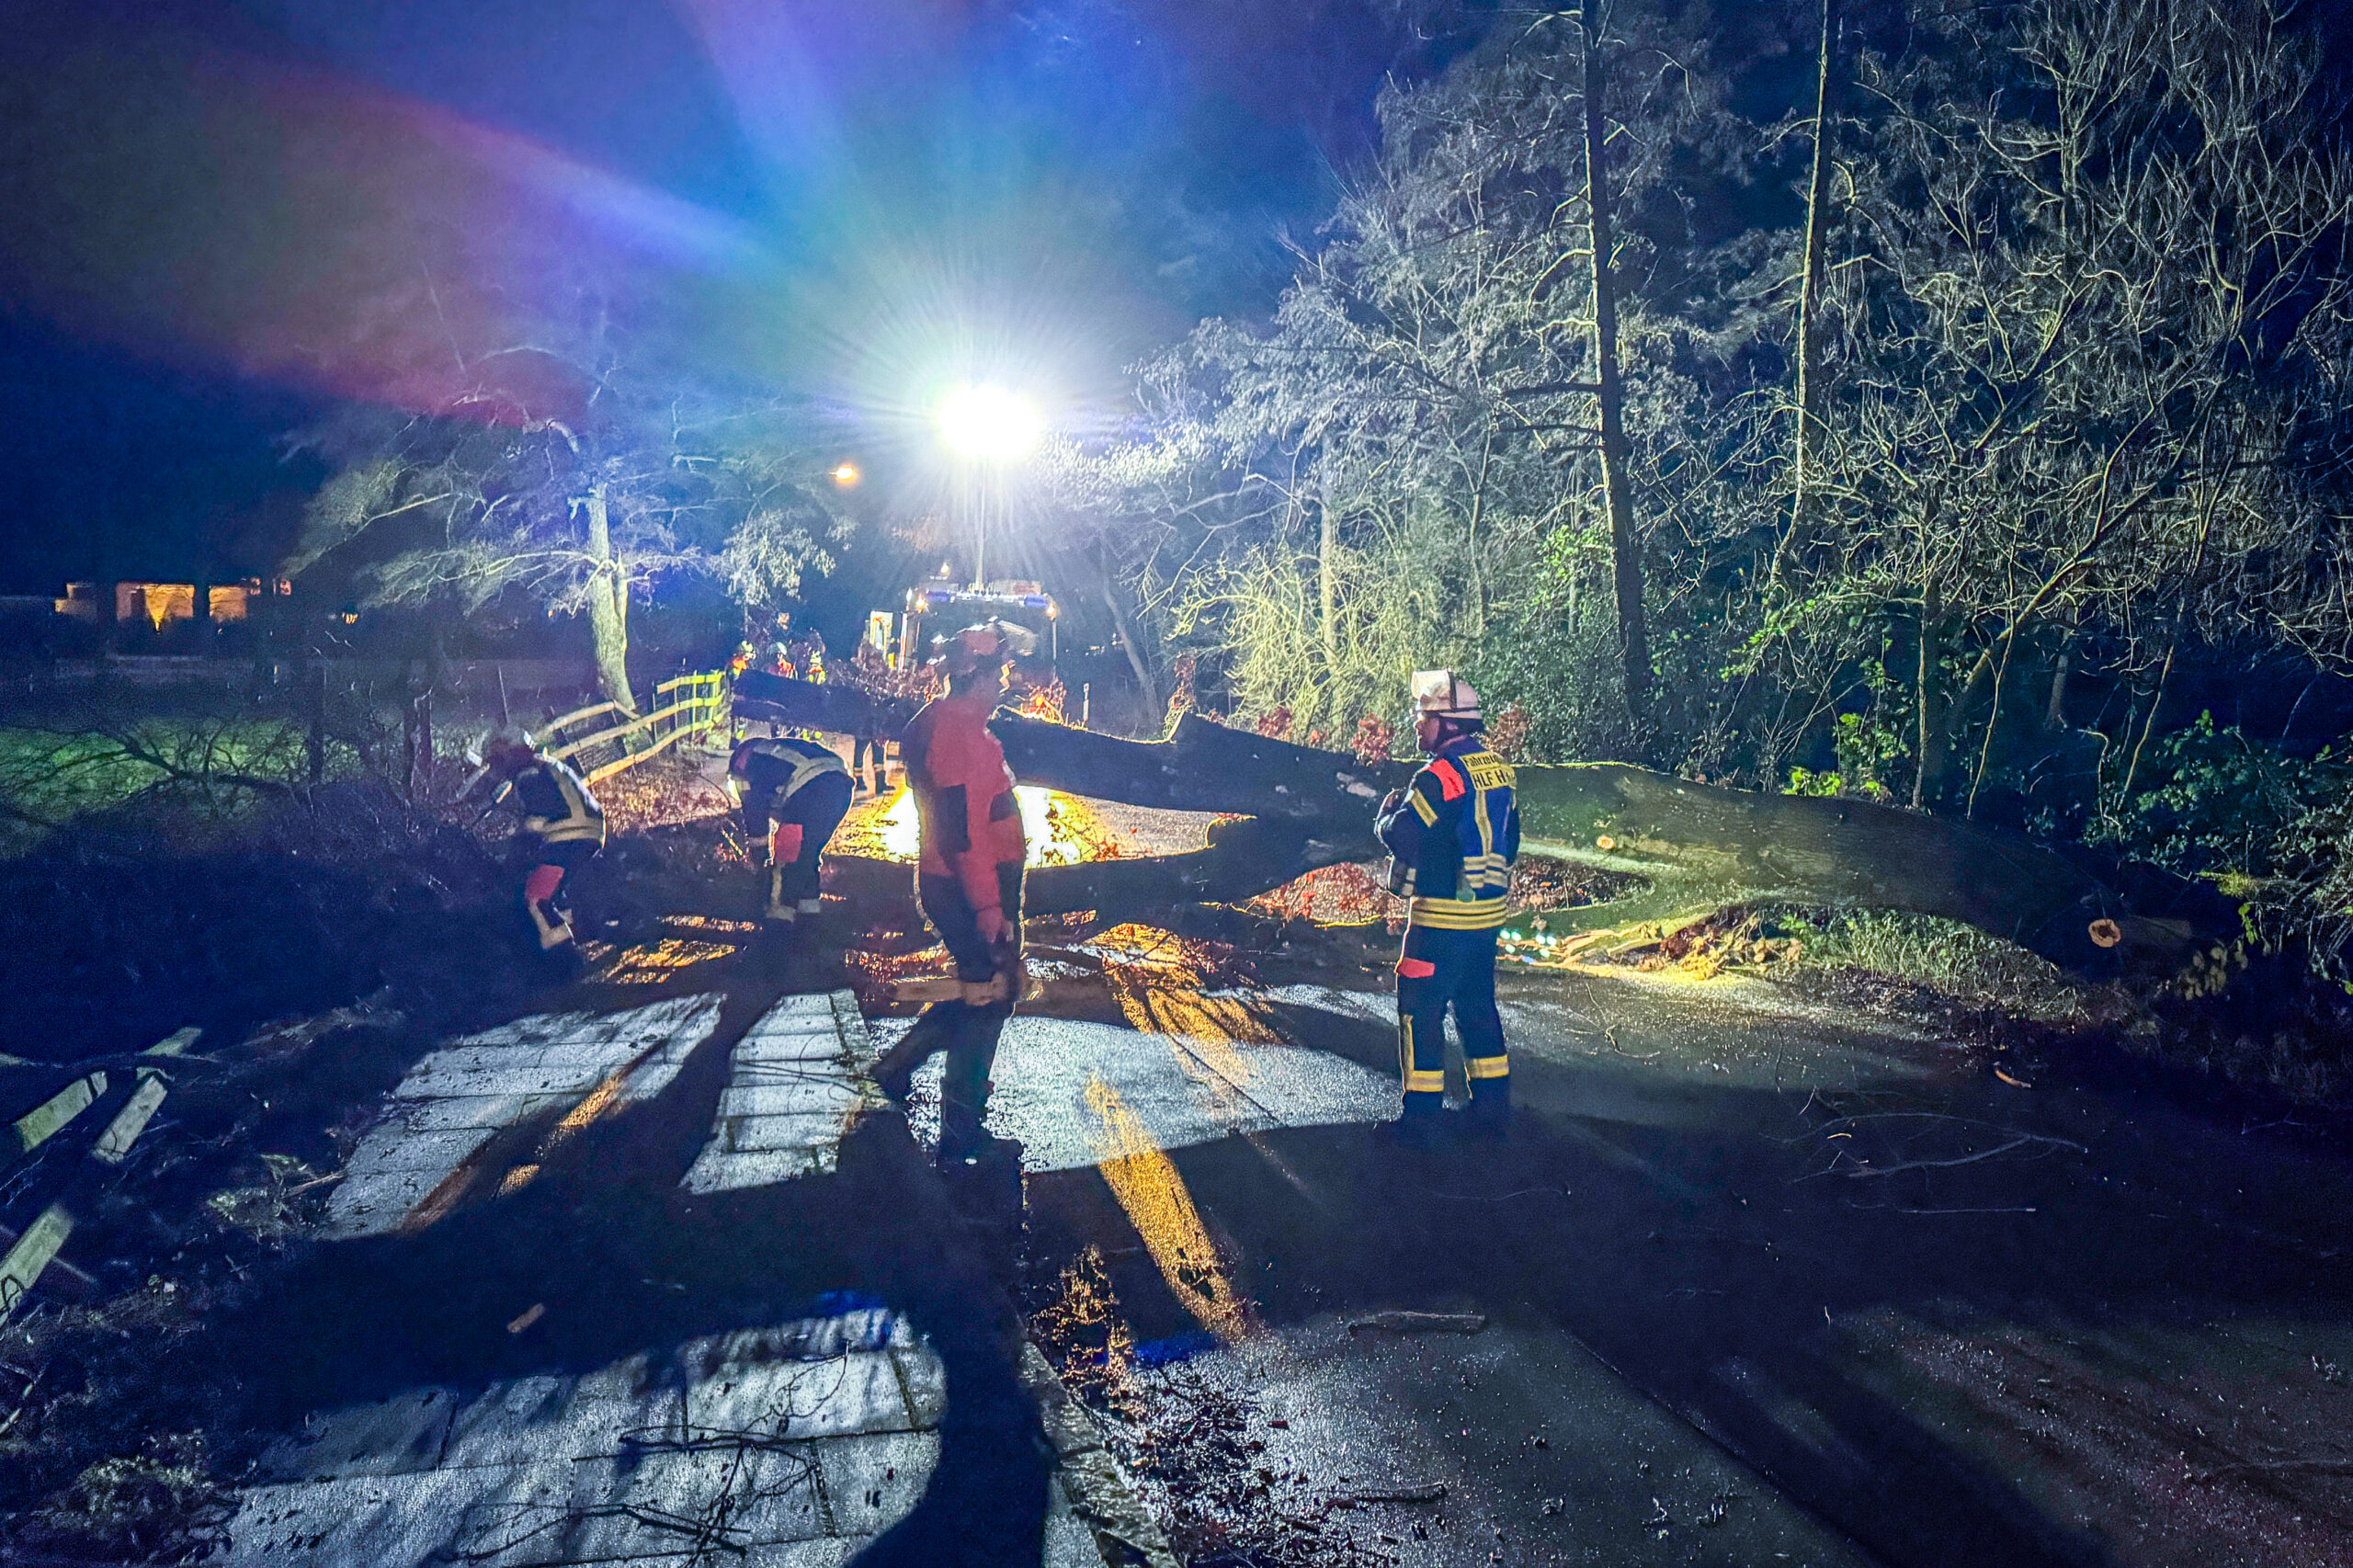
{"left": 0, "top": 785, "right": 507, "bottom": 1062}
{"left": 2091, "top": 713, "right": 2344, "bottom": 877}
{"left": 2255, "top": 795, "right": 2353, "bottom": 983}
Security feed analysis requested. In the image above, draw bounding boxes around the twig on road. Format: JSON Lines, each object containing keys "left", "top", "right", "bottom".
{"left": 1844, "top": 1202, "right": 2041, "bottom": 1215}
{"left": 1331, "top": 1481, "right": 1447, "bottom": 1506}
{"left": 1839, "top": 1135, "right": 2079, "bottom": 1179}
{"left": 1347, "top": 1311, "right": 1486, "bottom": 1335}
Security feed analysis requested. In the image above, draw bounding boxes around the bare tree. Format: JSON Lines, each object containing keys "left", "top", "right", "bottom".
{"left": 291, "top": 292, "right": 847, "bottom": 714}
{"left": 1756, "top": 0, "right": 2353, "bottom": 807}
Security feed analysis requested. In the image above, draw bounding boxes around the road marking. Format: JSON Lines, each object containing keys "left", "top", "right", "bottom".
{"left": 0, "top": 1204, "right": 73, "bottom": 1321}
{"left": 223, "top": 1309, "right": 949, "bottom": 1566}
{"left": 91, "top": 1074, "right": 169, "bottom": 1165}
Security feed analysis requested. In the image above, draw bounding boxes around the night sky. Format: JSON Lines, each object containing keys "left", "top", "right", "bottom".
{"left": 0, "top": 0, "right": 1491, "bottom": 591}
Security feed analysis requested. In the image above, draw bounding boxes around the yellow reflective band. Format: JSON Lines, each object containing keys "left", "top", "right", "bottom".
{"left": 1404, "top": 1069, "right": 1447, "bottom": 1094}
{"left": 1465, "top": 1055, "right": 1511, "bottom": 1080}
{"left": 1409, "top": 898, "right": 1511, "bottom": 929}
{"left": 1410, "top": 790, "right": 1438, "bottom": 826}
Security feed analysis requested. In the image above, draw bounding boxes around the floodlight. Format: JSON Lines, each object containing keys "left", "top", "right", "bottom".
{"left": 938, "top": 385, "right": 1041, "bottom": 461}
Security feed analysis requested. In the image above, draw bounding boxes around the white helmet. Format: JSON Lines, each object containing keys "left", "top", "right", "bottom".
{"left": 1410, "top": 669, "right": 1481, "bottom": 721}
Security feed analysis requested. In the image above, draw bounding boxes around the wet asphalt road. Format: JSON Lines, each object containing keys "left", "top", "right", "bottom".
{"left": 179, "top": 887, "right": 2353, "bottom": 1568}
{"left": 912, "top": 936, "right": 2353, "bottom": 1568}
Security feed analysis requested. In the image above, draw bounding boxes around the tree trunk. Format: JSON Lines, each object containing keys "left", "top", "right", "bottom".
{"left": 1095, "top": 543, "right": 1160, "bottom": 722}
{"left": 402, "top": 662, "right": 430, "bottom": 802}
{"left": 1317, "top": 461, "right": 1340, "bottom": 668}
{"left": 1582, "top": 0, "right": 1651, "bottom": 727}
{"left": 736, "top": 672, "right": 2234, "bottom": 976}
{"left": 1505, "top": 761, "right": 2231, "bottom": 975}
{"left": 305, "top": 657, "right": 326, "bottom": 788}
{"left": 825, "top": 814, "right": 1340, "bottom": 922}
{"left": 1913, "top": 583, "right": 1944, "bottom": 810}
{"left": 1770, "top": 0, "right": 1838, "bottom": 589}
{"left": 1466, "top": 431, "right": 1494, "bottom": 637}
{"left": 582, "top": 486, "right": 636, "bottom": 715}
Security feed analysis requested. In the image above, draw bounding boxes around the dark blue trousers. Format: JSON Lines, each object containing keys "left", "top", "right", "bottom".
{"left": 1395, "top": 924, "right": 1509, "bottom": 1125}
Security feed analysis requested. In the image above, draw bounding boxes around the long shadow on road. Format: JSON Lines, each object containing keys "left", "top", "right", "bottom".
{"left": 213, "top": 955, "right": 1052, "bottom": 1568}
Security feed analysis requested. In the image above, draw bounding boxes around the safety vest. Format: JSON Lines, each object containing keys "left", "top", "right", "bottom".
{"left": 1384, "top": 744, "right": 1519, "bottom": 930}
{"left": 507, "top": 757, "right": 606, "bottom": 847}
{"left": 731, "top": 736, "right": 848, "bottom": 803}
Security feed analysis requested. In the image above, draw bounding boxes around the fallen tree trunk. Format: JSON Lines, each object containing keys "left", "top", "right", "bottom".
{"left": 744, "top": 675, "right": 2237, "bottom": 975}
{"left": 734, "top": 672, "right": 1404, "bottom": 831}
{"left": 1506, "top": 764, "right": 2235, "bottom": 974}
{"left": 823, "top": 815, "right": 1339, "bottom": 919}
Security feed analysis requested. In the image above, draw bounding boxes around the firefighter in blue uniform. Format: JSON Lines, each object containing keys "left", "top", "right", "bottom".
{"left": 1374, "top": 671, "right": 1519, "bottom": 1143}
{"left": 462, "top": 725, "right": 608, "bottom": 951}
{"left": 729, "top": 735, "right": 854, "bottom": 924}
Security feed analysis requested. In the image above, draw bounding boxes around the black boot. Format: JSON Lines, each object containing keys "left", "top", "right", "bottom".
{"left": 1463, "top": 1076, "right": 1512, "bottom": 1141}
{"left": 1381, "top": 1093, "right": 1449, "bottom": 1152}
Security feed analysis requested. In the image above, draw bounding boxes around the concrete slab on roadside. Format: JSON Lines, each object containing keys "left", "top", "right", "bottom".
{"left": 679, "top": 992, "right": 877, "bottom": 1196}
{"left": 324, "top": 996, "right": 722, "bottom": 1239}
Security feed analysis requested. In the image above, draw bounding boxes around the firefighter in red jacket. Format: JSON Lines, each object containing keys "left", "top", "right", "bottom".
{"left": 461, "top": 725, "right": 608, "bottom": 952}
{"left": 1375, "top": 671, "right": 1519, "bottom": 1143}
{"left": 729, "top": 735, "right": 853, "bottom": 923}
{"left": 872, "top": 619, "right": 1033, "bottom": 1167}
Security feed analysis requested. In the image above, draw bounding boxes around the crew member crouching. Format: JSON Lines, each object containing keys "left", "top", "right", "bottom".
{"left": 1374, "top": 671, "right": 1519, "bottom": 1142}
{"left": 729, "top": 734, "right": 853, "bottom": 923}
{"left": 463, "top": 725, "right": 607, "bottom": 951}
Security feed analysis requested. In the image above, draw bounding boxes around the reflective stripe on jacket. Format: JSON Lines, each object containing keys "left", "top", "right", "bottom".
{"left": 730, "top": 736, "right": 849, "bottom": 804}
{"left": 506, "top": 757, "right": 606, "bottom": 848}
{"left": 1374, "top": 739, "right": 1518, "bottom": 930}
{"left": 899, "top": 696, "right": 1026, "bottom": 915}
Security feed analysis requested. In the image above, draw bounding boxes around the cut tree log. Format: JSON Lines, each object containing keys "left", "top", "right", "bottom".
{"left": 824, "top": 815, "right": 1345, "bottom": 920}
{"left": 744, "top": 675, "right": 2238, "bottom": 976}
{"left": 735, "top": 672, "right": 1404, "bottom": 828}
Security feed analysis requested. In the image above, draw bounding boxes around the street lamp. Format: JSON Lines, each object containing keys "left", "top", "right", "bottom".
{"left": 936, "top": 384, "right": 1040, "bottom": 587}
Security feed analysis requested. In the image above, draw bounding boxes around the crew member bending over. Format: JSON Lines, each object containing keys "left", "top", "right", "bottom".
{"left": 1375, "top": 671, "right": 1519, "bottom": 1143}
{"left": 872, "top": 619, "right": 1033, "bottom": 1167}
{"left": 463, "top": 725, "right": 607, "bottom": 951}
{"left": 729, "top": 734, "right": 853, "bottom": 923}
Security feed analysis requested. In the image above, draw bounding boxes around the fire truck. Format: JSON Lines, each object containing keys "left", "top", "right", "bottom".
{"left": 885, "top": 574, "right": 1060, "bottom": 670}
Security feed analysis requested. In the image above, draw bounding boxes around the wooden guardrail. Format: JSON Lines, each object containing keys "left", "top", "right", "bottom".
{"left": 538, "top": 671, "right": 725, "bottom": 784}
